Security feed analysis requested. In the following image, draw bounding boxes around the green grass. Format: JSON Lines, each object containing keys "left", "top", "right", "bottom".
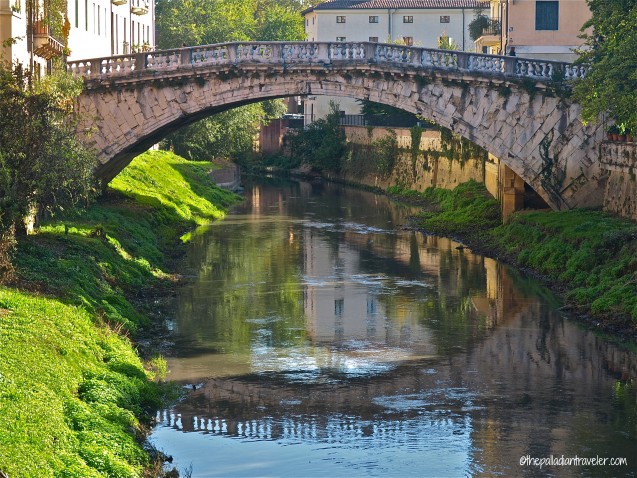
{"left": 0, "top": 150, "right": 241, "bottom": 476}
{"left": 491, "top": 209, "right": 637, "bottom": 320}
{"left": 390, "top": 181, "right": 502, "bottom": 235}
{"left": 0, "top": 290, "right": 157, "bottom": 477}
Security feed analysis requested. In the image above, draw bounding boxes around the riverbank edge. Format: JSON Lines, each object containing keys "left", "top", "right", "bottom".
{"left": 247, "top": 166, "right": 637, "bottom": 345}
{"left": 0, "top": 151, "right": 241, "bottom": 477}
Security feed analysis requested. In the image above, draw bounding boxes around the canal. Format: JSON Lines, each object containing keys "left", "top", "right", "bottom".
{"left": 150, "top": 177, "right": 636, "bottom": 477}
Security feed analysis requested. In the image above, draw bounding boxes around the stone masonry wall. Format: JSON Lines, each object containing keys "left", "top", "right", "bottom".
{"left": 340, "top": 125, "right": 495, "bottom": 194}
{"left": 600, "top": 143, "right": 637, "bottom": 221}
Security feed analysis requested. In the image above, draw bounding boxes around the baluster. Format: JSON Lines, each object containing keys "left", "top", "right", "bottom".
{"left": 355, "top": 43, "right": 364, "bottom": 59}
{"left": 373, "top": 44, "right": 382, "bottom": 62}
{"left": 497, "top": 57, "right": 505, "bottom": 73}
{"left": 400, "top": 48, "right": 408, "bottom": 63}
{"left": 336, "top": 43, "right": 343, "bottom": 60}
{"left": 422, "top": 50, "right": 432, "bottom": 66}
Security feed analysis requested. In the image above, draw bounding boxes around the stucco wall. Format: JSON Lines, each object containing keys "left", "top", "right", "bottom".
{"left": 67, "top": 0, "right": 155, "bottom": 60}
{"left": 504, "top": 0, "right": 590, "bottom": 62}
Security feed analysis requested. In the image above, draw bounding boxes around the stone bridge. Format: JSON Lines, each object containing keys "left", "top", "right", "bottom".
{"left": 69, "top": 41, "right": 605, "bottom": 210}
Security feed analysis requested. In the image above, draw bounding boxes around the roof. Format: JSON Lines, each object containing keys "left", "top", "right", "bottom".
{"left": 302, "top": 1, "right": 366, "bottom": 15}
{"left": 302, "top": 0, "right": 488, "bottom": 14}
{"left": 353, "top": 0, "right": 489, "bottom": 7}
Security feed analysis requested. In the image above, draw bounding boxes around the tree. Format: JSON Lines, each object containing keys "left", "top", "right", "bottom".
{"left": 155, "top": 0, "right": 257, "bottom": 48}
{"left": 437, "top": 31, "right": 459, "bottom": 50}
{"left": 285, "top": 101, "right": 347, "bottom": 172}
{"left": 0, "top": 63, "right": 96, "bottom": 275}
{"left": 573, "top": 0, "right": 637, "bottom": 132}
{"left": 257, "top": 3, "right": 306, "bottom": 41}
{"left": 163, "top": 104, "right": 264, "bottom": 161}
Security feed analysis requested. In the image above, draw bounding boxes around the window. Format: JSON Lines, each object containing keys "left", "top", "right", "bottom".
{"left": 334, "top": 299, "right": 344, "bottom": 317}
{"left": 403, "top": 15, "right": 413, "bottom": 23}
{"left": 336, "top": 15, "right": 346, "bottom": 23}
{"left": 336, "top": 36, "right": 346, "bottom": 41}
{"left": 84, "top": 0, "right": 88, "bottom": 31}
{"left": 403, "top": 36, "right": 413, "bottom": 46}
{"left": 536, "top": 1, "right": 558, "bottom": 30}
{"left": 306, "top": 19, "right": 308, "bottom": 26}
{"left": 369, "top": 15, "right": 379, "bottom": 23}
{"left": 75, "top": 0, "right": 78, "bottom": 28}
{"left": 369, "top": 36, "right": 379, "bottom": 42}
{"left": 440, "top": 15, "right": 450, "bottom": 23}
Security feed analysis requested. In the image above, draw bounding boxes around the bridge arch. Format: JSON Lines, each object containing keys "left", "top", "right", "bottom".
{"left": 71, "top": 42, "right": 605, "bottom": 210}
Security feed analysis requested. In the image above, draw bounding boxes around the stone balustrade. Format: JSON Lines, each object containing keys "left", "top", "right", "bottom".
{"left": 67, "top": 41, "right": 587, "bottom": 83}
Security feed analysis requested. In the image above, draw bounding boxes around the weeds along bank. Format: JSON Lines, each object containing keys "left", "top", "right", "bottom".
{"left": 0, "top": 151, "right": 240, "bottom": 477}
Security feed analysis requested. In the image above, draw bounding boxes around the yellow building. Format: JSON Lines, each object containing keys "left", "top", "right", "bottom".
{"left": 474, "top": 0, "right": 590, "bottom": 62}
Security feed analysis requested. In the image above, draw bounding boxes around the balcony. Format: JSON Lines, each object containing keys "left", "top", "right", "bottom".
{"left": 112, "top": 0, "right": 128, "bottom": 5}
{"left": 480, "top": 19, "right": 501, "bottom": 37}
{"left": 31, "top": 19, "right": 64, "bottom": 60}
{"left": 131, "top": 1, "right": 149, "bottom": 14}
{"left": 470, "top": 16, "right": 501, "bottom": 48}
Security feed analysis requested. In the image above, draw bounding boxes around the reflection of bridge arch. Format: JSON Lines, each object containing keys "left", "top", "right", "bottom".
{"left": 71, "top": 42, "right": 605, "bottom": 210}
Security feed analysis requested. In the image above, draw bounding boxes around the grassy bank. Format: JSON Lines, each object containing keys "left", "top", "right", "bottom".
{"left": 392, "top": 181, "right": 637, "bottom": 334}
{"left": 0, "top": 151, "right": 239, "bottom": 477}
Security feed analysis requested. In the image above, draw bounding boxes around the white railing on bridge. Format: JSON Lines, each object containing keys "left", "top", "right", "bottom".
{"left": 67, "top": 41, "right": 587, "bottom": 83}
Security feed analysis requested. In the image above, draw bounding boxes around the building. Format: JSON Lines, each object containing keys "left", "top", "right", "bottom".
{"left": 301, "top": 0, "right": 489, "bottom": 123}
{"left": 0, "top": 0, "right": 155, "bottom": 77}
{"left": 474, "top": 0, "right": 590, "bottom": 61}
{"left": 67, "top": 0, "right": 155, "bottom": 60}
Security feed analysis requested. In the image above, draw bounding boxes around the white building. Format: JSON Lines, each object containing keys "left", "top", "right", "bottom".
{"left": 0, "top": 0, "right": 155, "bottom": 77}
{"left": 67, "top": 0, "right": 155, "bottom": 60}
{"left": 301, "top": 0, "right": 489, "bottom": 123}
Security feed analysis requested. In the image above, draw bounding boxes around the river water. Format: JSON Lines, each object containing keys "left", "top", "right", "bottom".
{"left": 149, "top": 178, "right": 636, "bottom": 477}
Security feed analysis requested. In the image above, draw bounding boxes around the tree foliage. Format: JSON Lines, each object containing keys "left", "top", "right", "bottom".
{"left": 468, "top": 14, "right": 488, "bottom": 42}
{"left": 257, "top": 3, "right": 307, "bottom": 41}
{"left": 285, "top": 102, "right": 348, "bottom": 172}
{"left": 155, "top": 0, "right": 306, "bottom": 161}
{"left": 573, "top": 0, "right": 637, "bottom": 131}
{"left": 163, "top": 105, "right": 264, "bottom": 161}
{"left": 0, "top": 65, "right": 96, "bottom": 233}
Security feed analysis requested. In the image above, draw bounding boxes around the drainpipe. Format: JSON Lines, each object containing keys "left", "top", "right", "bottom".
{"left": 504, "top": 0, "right": 509, "bottom": 54}
{"left": 462, "top": 8, "right": 465, "bottom": 50}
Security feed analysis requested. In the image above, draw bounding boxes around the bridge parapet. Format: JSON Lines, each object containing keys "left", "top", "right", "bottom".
{"left": 67, "top": 42, "right": 587, "bottom": 83}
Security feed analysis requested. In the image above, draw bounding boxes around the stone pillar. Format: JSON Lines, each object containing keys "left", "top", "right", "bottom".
{"left": 500, "top": 163, "right": 525, "bottom": 220}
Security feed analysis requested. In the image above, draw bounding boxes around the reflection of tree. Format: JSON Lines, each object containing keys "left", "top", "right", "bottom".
{"left": 175, "top": 217, "right": 307, "bottom": 354}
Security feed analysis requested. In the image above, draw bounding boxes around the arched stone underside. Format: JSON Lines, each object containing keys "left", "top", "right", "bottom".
{"left": 76, "top": 61, "right": 606, "bottom": 210}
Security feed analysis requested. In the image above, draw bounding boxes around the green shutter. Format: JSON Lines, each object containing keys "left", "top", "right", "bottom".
{"left": 536, "top": 1, "right": 559, "bottom": 31}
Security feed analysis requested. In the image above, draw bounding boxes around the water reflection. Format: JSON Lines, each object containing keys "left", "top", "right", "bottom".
{"left": 151, "top": 178, "right": 636, "bottom": 477}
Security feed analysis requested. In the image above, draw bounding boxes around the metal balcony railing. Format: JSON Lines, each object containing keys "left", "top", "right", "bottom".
{"left": 480, "top": 19, "right": 501, "bottom": 37}
{"left": 339, "top": 114, "right": 424, "bottom": 128}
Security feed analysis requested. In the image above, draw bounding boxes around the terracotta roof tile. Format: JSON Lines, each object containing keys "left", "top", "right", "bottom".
{"left": 351, "top": 0, "right": 489, "bottom": 8}
{"left": 302, "top": 0, "right": 367, "bottom": 14}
